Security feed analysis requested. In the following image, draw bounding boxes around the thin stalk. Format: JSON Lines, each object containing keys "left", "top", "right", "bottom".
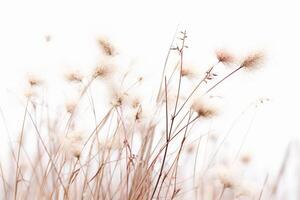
{"left": 205, "top": 65, "right": 243, "bottom": 94}
{"left": 151, "top": 31, "right": 187, "bottom": 199}
{"left": 150, "top": 77, "right": 169, "bottom": 199}
{"left": 14, "top": 99, "right": 29, "bottom": 200}
{"left": 156, "top": 26, "right": 179, "bottom": 103}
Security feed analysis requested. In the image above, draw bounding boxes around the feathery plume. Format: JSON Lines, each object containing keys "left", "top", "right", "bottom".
{"left": 97, "top": 37, "right": 116, "bottom": 56}
{"left": 181, "top": 66, "right": 198, "bottom": 79}
{"left": 241, "top": 52, "right": 264, "bottom": 70}
{"left": 61, "top": 131, "right": 85, "bottom": 159}
{"left": 27, "top": 74, "right": 43, "bottom": 87}
{"left": 216, "top": 165, "right": 236, "bottom": 189}
{"left": 131, "top": 97, "right": 141, "bottom": 109}
{"left": 191, "top": 97, "right": 218, "bottom": 118}
{"left": 65, "top": 70, "right": 83, "bottom": 83}
{"left": 110, "top": 91, "right": 128, "bottom": 107}
{"left": 215, "top": 49, "right": 235, "bottom": 65}
{"left": 240, "top": 152, "right": 252, "bottom": 165}
{"left": 65, "top": 100, "right": 77, "bottom": 113}
{"left": 234, "top": 182, "right": 255, "bottom": 198}
{"left": 93, "top": 61, "right": 115, "bottom": 79}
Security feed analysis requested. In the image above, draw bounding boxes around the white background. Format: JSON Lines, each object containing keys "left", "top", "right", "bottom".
{"left": 0, "top": 0, "right": 300, "bottom": 182}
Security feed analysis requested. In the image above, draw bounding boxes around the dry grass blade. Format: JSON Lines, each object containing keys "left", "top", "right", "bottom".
{"left": 0, "top": 29, "right": 277, "bottom": 200}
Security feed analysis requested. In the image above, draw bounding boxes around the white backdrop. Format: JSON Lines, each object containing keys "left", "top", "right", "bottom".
{"left": 0, "top": 0, "right": 300, "bottom": 187}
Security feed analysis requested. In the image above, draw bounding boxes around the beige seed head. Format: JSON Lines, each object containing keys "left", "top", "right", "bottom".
{"left": 186, "top": 144, "right": 196, "bottom": 154}
{"left": 240, "top": 153, "right": 252, "bottom": 165}
{"left": 110, "top": 91, "right": 128, "bottom": 107}
{"left": 65, "top": 100, "right": 77, "bottom": 113}
{"left": 97, "top": 37, "right": 116, "bottom": 56}
{"left": 61, "top": 131, "right": 85, "bottom": 159}
{"left": 215, "top": 49, "right": 235, "bottom": 65}
{"left": 241, "top": 52, "right": 264, "bottom": 70}
{"left": 24, "top": 88, "right": 37, "bottom": 98}
{"left": 191, "top": 97, "right": 218, "bottom": 118}
{"left": 215, "top": 165, "right": 237, "bottom": 189}
{"left": 93, "top": 61, "right": 114, "bottom": 79}
{"left": 131, "top": 97, "right": 141, "bottom": 108}
{"left": 181, "top": 66, "right": 198, "bottom": 79}
{"left": 65, "top": 70, "right": 83, "bottom": 83}
{"left": 27, "top": 74, "right": 43, "bottom": 87}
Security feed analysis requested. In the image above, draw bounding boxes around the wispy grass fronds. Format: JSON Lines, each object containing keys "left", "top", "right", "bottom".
{"left": 0, "top": 29, "right": 279, "bottom": 200}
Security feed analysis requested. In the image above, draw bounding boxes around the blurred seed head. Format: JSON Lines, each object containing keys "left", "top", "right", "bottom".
{"left": 240, "top": 152, "right": 252, "bottom": 165}
{"left": 45, "top": 34, "right": 51, "bottom": 42}
{"left": 24, "top": 88, "right": 37, "bottom": 98}
{"left": 61, "top": 131, "right": 85, "bottom": 159}
{"left": 212, "top": 165, "right": 238, "bottom": 190}
{"left": 210, "top": 164, "right": 255, "bottom": 198}
{"left": 181, "top": 66, "right": 198, "bottom": 79}
{"left": 131, "top": 97, "right": 141, "bottom": 109}
{"left": 234, "top": 182, "right": 255, "bottom": 198}
{"left": 241, "top": 52, "right": 264, "bottom": 70}
{"left": 215, "top": 49, "right": 235, "bottom": 65}
{"left": 27, "top": 74, "right": 43, "bottom": 87}
{"left": 97, "top": 37, "right": 116, "bottom": 56}
{"left": 65, "top": 70, "right": 83, "bottom": 83}
{"left": 186, "top": 144, "right": 196, "bottom": 154}
{"left": 110, "top": 90, "right": 128, "bottom": 107}
{"left": 134, "top": 108, "right": 142, "bottom": 121}
{"left": 93, "top": 61, "right": 115, "bottom": 79}
{"left": 208, "top": 131, "right": 219, "bottom": 143}
{"left": 65, "top": 100, "right": 77, "bottom": 113}
{"left": 191, "top": 97, "right": 218, "bottom": 118}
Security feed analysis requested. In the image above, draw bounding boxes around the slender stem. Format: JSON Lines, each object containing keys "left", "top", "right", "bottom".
{"left": 151, "top": 31, "right": 187, "bottom": 199}
{"left": 171, "top": 111, "right": 192, "bottom": 199}
{"left": 205, "top": 65, "right": 242, "bottom": 94}
{"left": 151, "top": 77, "right": 169, "bottom": 199}
{"left": 258, "top": 174, "right": 269, "bottom": 200}
{"left": 173, "top": 30, "right": 186, "bottom": 115}
{"left": 156, "top": 26, "right": 179, "bottom": 103}
{"left": 27, "top": 109, "right": 68, "bottom": 197}
{"left": 218, "top": 186, "right": 225, "bottom": 200}
{"left": 14, "top": 99, "right": 29, "bottom": 200}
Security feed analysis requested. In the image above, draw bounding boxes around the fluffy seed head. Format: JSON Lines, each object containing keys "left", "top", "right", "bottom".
{"left": 131, "top": 97, "right": 141, "bottom": 108}
{"left": 215, "top": 49, "right": 235, "bottom": 65}
{"left": 65, "top": 71, "right": 83, "bottom": 83}
{"left": 211, "top": 165, "right": 254, "bottom": 198}
{"left": 110, "top": 91, "right": 128, "bottom": 107}
{"left": 215, "top": 165, "right": 237, "bottom": 189}
{"left": 97, "top": 37, "right": 116, "bottom": 56}
{"left": 61, "top": 131, "right": 85, "bottom": 159}
{"left": 93, "top": 62, "right": 114, "bottom": 79}
{"left": 208, "top": 131, "right": 219, "bottom": 143}
{"left": 240, "top": 153, "right": 252, "bottom": 165}
{"left": 181, "top": 66, "right": 198, "bottom": 79}
{"left": 65, "top": 100, "right": 77, "bottom": 113}
{"left": 234, "top": 182, "right": 254, "bottom": 198}
{"left": 241, "top": 52, "right": 264, "bottom": 70}
{"left": 27, "top": 74, "right": 43, "bottom": 87}
{"left": 191, "top": 98, "right": 217, "bottom": 118}
{"left": 24, "top": 88, "right": 37, "bottom": 98}
{"left": 186, "top": 144, "right": 196, "bottom": 154}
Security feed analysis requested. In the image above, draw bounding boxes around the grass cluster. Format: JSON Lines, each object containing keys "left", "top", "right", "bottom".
{"left": 0, "top": 30, "right": 288, "bottom": 200}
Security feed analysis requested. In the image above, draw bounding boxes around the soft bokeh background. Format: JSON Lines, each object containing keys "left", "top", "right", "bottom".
{"left": 0, "top": 0, "right": 299, "bottom": 189}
